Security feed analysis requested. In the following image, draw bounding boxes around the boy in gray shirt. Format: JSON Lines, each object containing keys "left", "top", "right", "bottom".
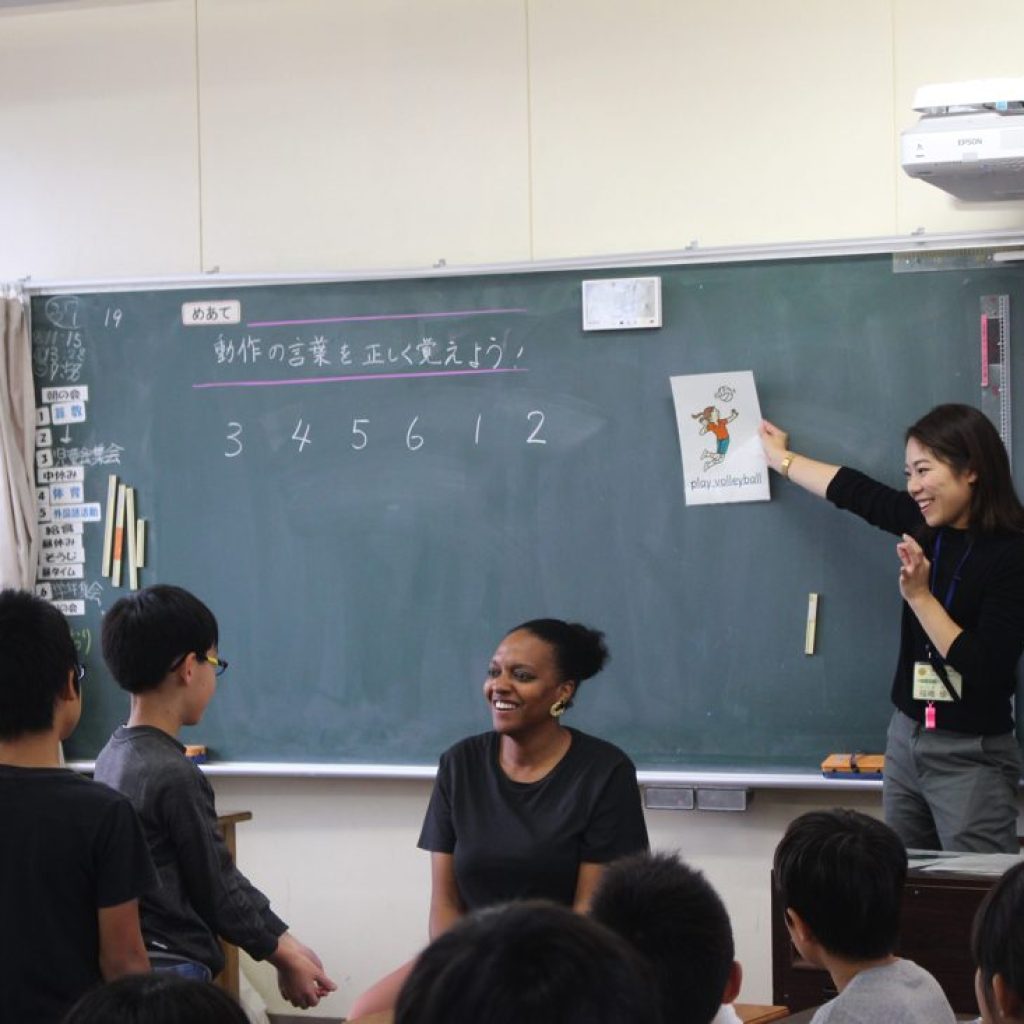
{"left": 773, "top": 808, "right": 955, "bottom": 1024}
{"left": 95, "top": 584, "right": 336, "bottom": 1009}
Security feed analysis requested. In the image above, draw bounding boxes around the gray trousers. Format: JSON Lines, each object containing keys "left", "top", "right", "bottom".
{"left": 884, "top": 709, "right": 1021, "bottom": 852}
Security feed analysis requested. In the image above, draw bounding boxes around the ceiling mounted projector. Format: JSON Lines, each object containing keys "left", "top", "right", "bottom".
{"left": 900, "top": 77, "right": 1024, "bottom": 201}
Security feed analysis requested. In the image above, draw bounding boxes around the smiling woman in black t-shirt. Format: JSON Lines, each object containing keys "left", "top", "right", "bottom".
{"left": 349, "top": 618, "right": 649, "bottom": 1019}
{"left": 418, "top": 619, "right": 649, "bottom": 930}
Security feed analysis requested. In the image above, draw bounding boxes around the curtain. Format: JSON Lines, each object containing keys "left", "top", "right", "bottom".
{"left": 0, "top": 285, "right": 38, "bottom": 588}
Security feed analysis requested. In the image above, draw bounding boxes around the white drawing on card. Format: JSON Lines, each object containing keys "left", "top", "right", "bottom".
{"left": 670, "top": 371, "right": 770, "bottom": 506}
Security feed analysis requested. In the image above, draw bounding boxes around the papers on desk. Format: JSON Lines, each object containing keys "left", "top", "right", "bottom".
{"left": 907, "top": 851, "right": 1024, "bottom": 876}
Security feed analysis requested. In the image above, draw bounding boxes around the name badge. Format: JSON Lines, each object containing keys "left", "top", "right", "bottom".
{"left": 913, "top": 661, "right": 963, "bottom": 702}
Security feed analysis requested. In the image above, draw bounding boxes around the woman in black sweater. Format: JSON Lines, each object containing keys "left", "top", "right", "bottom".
{"left": 761, "top": 404, "right": 1024, "bottom": 852}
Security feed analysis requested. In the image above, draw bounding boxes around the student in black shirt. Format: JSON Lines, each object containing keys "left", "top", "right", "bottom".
{"left": 0, "top": 589, "right": 154, "bottom": 1024}
{"left": 761, "top": 404, "right": 1024, "bottom": 851}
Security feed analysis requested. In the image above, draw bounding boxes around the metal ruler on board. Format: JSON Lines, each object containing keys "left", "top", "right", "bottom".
{"left": 980, "top": 294, "right": 1012, "bottom": 461}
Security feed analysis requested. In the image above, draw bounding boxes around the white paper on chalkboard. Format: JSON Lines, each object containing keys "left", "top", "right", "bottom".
{"left": 581, "top": 277, "right": 662, "bottom": 331}
{"left": 670, "top": 370, "right": 770, "bottom": 506}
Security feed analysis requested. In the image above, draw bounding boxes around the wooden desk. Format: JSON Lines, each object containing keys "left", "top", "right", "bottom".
{"left": 348, "top": 1006, "right": 788, "bottom": 1024}
{"left": 775, "top": 1011, "right": 978, "bottom": 1023}
{"left": 736, "top": 1005, "right": 790, "bottom": 1023}
{"left": 774, "top": 1012, "right": 816, "bottom": 1024}
{"left": 213, "top": 810, "right": 253, "bottom": 1000}
{"left": 772, "top": 865, "right": 995, "bottom": 1015}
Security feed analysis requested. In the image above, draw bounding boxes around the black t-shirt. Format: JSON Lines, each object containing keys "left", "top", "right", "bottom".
{"left": 828, "top": 467, "right": 1024, "bottom": 734}
{"left": 0, "top": 766, "right": 155, "bottom": 1024}
{"left": 418, "top": 728, "right": 649, "bottom": 910}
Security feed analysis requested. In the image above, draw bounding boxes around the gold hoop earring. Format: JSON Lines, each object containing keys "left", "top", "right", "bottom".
{"left": 549, "top": 699, "right": 568, "bottom": 718}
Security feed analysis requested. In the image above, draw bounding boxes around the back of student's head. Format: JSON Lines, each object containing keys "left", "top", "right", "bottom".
{"left": 395, "top": 900, "right": 661, "bottom": 1024}
{"left": 972, "top": 860, "right": 1024, "bottom": 1015}
{"left": 61, "top": 973, "right": 249, "bottom": 1024}
{"left": 773, "top": 808, "right": 906, "bottom": 960}
{"left": 0, "top": 588, "right": 78, "bottom": 740}
{"left": 102, "top": 584, "right": 218, "bottom": 693}
{"left": 591, "top": 851, "right": 735, "bottom": 1024}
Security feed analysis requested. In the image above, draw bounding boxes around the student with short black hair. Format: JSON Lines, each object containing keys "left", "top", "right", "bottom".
{"left": 94, "top": 583, "right": 336, "bottom": 1009}
{"left": 773, "top": 808, "right": 955, "bottom": 1024}
{"left": 972, "top": 859, "right": 1024, "bottom": 1024}
{"left": 100, "top": 582, "right": 220, "bottom": 694}
{"left": 395, "top": 900, "right": 662, "bottom": 1024}
{"left": 0, "top": 589, "right": 154, "bottom": 1024}
{"left": 590, "top": 851, "right": 742, "bottom": 1024}
{"left": 62, "top": 973, "right": 250, "bottom": 1024}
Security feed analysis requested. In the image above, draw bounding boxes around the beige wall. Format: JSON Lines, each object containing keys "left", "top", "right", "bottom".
{"left": 3, "top": 0, "right": 1024, "bottom": 282}
{"left": 4, "top": 0, "right": 1024, "bottom": 1015}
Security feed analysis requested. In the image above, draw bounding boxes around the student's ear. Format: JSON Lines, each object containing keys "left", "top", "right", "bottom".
{"left": 782, "top": 909, "right": 806, "bottom": 937}
{"left": 58, "top": 668, "right": 80, "bottom": 703}
{"left": 54, "top": 668, "right": 82, "bottom": 740}
{"left": 993, "top": 974, "right": 1023, "bottom": 1021}
{"left": 721, "top": 960, "right": 742, "bottom": 1005}
{"left": 175, "top": 651, "right": 198, "bottom": 685}
{"left": 784, "top": 907, "right": 812, "bottom": 944}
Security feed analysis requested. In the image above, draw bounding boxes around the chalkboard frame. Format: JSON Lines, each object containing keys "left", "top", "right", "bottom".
{"left": 27, "top": 229, "right": 1024, "bottom": 780}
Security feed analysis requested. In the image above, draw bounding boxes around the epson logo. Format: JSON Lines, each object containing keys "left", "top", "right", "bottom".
{"left": 958, "top": 137, "right": 984, "bottom": 146}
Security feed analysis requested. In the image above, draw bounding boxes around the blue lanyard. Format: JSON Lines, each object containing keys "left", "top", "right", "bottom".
{"left": 928, "top": 529, "right": 974, "bottom": 611}
{"left": 924, "top": 529, "right": 972, "bottom": 703}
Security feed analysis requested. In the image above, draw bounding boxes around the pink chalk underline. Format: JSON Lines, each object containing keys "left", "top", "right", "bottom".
{"left": 246, "top": 308, "right": 529, "bottom": 328}
{"left": 192, "top": 367, "right": 528, "bottom": 390}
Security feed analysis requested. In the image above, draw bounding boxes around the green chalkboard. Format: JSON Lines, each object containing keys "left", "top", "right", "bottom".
{"left": 29, "top": 253, "right": 1024, "bottom": 770}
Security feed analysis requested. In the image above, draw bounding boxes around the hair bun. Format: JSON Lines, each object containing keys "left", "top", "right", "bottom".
{"left": 509, "top": 618, "right": 610, "bottom": 684}
{"left": 565, "top": 622, "right": 609, "bottom": 681}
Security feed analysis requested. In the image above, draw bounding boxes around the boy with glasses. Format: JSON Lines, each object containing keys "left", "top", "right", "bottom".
{"left": 0, "top": 589, "right": 154, "bottom": 1023}
{"left": 95, "top": 584, "right": 336, "bottom": 1009}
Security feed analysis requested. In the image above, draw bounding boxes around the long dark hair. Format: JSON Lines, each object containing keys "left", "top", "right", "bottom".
{"left": 906, "top": 404, "right": 1024, "bottom": 534}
